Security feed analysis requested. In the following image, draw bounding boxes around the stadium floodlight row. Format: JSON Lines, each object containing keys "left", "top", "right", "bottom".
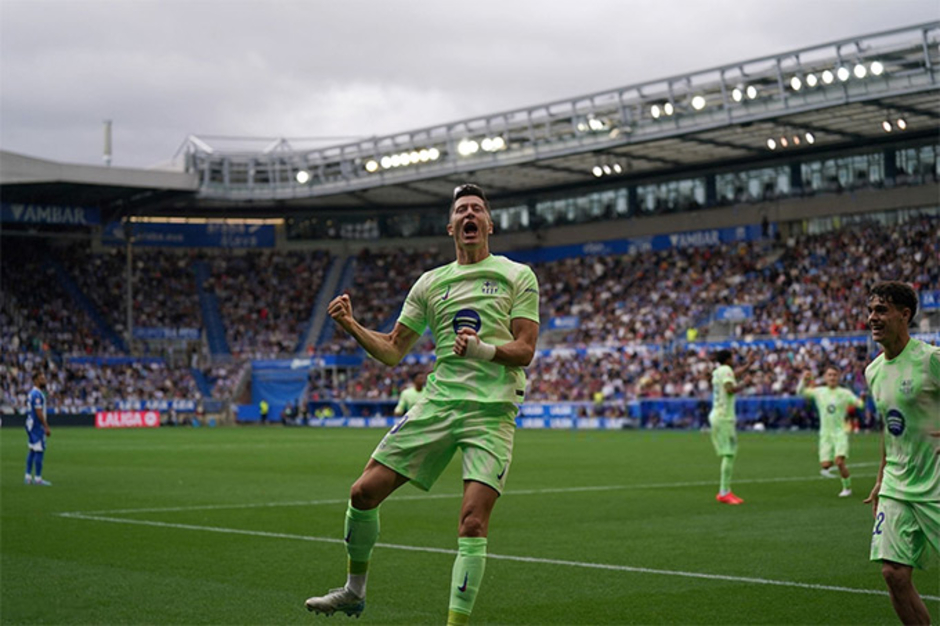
{"left": 182, "top": 22, "right": 939, "bottom": 205}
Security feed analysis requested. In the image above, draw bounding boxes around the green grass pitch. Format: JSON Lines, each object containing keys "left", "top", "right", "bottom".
{"left": 2, "top": 426, "right": 937, "bottom": 624}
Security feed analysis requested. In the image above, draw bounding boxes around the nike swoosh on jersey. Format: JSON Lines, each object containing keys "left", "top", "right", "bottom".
{"left": 441, "top": 285, "right": 451, "bottom": 300}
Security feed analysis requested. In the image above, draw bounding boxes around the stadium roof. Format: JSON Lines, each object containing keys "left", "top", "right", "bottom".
{"left": 1, "top": 22, "right": 938, "bottom": 220}
{"left": 177, "top": 21, "right": 940, "bottom": 211}
{"left": 0, "top": 150, "right": 197, "bottom": 222}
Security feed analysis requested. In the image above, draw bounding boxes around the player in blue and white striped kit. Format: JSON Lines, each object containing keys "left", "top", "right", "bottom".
{"left": 25, "top": 370, "right": 52, "bottom": 486}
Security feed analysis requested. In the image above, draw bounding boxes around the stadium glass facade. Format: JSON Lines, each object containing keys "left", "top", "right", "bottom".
{"left": 285, "top": 141, "right": 939, "bottom": 241}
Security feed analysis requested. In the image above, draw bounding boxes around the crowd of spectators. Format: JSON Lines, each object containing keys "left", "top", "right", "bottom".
{"left": 1, "top": 356, "right": 200, "bottom": 414}
{"left": 738, "top": 217, "right": 938, "bottom": 336}
{"left": 56, "top": 245, "right": 203, "bottom": 334}
{"left": 1, "top": 213, "right": 935, "bottom": 416}
{"left": 204, "top": 250, "right": 332, "bottom": 359}
{"left": 317, "top": 247, "right": 447, "bottom": 354}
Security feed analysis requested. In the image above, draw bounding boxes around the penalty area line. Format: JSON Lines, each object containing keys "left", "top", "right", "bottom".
{"left": 56, "top": 512, "right": 938, "bottom": 602}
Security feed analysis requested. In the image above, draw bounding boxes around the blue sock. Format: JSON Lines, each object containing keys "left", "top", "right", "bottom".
{"left": 34, "top": 452, "right": 44, "bottom": 478}
{"left": 26, "top": 450, "right": 37, "bottom": 476}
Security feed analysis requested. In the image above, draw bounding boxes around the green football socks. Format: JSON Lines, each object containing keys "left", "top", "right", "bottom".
{"left": 344, "top": 502, "right": 379, "bottom": 597}
{"left": 719, "top": 455, "right": 735, "bottom": 494}
{"left": 447, "top": 537, "right": 487, "bottom": 623}
{"left": 841, "top": 476, "right": 851, "bottom": 491}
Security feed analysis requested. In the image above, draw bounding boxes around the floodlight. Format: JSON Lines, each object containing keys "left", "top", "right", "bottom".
{"left": 806, "top": 73, "right": 818, "bottom": 87}
{"left": 792, "top": 135, "right": 801, "bottom": 145}
{"left": 612, "top": 163, "right": 623, "bottom": 174}
{"left": 780, "top": 137, "right": 788, "bottom": 148}
{"left": 457, "top": 139, "right": 479, "bottom": 156}
{"left": 822, "top": 70, "right": 834, "bottom": 84}
{"left": 365, "top": 160, "right": 379, "bottom": 173}
{"left": 853, "top": 64, "right": 867, "bottom": 79}
{"left": 419, "top": 149, "right": 430, "bottom": 162}
{"left": 896, "top": 118, "right": 907, "bottom": 130}
{"left": 592, "top": 166, "right": 603, "bottom": 177}
{"left": 663, "top": 102, "right": 675, "bottom": 115}
{"left": 790, "top": 76, "right": 802, "bottom": 91}
{"left": 576, "top": 122, "right": 588, "bottom": 132}
{"left": 603, "top": 165, "right": 612, "bottom": 175}
{"left": 491, "top": 137, "right": 506, "bottom": 150}
{"left": 650, "top": 104, "right": 662, "bottom": 119}
{"left": 295, "top": 170, "right": 310, "bottom": 184}
{"left": 837, "top": 66, "right": 850, "bottom": 82}
{"left": 746, "top": 85, "right": 758, "bottom": 100}
{"left": 870, "top": 60, "right": 884, "bottom": 76}
{"left": 805, "top": 132, "right": 815, "bottom": 144}
{"left": 481, "top": 138, "right": 494, "bottom": 152}
{"left": 766, "top": 138, "right": 777, "bottom": 150}
{"left": 731, "top": 88, "right": 743, "bottom": 102}
{"left": 691, "top": 95, "right": 706, "bottom": 110}
{"left": 380, "top": 156, "right": 392, "bottom": 169}
{"left": 881, "top": 120, "right": 892, "bottom": 133}
{"left": 428, "top": 147, "right": 441, "bottom": 160}
{"left": 409, "top": 150, "right": 419, "bottom": 163}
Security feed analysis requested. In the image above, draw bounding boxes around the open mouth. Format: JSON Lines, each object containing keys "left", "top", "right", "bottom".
{"left": 462, "top": 222, "right": 479, "bottom": 235}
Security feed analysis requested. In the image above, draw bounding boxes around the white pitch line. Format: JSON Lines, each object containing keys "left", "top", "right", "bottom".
{"left": 62, "top": 472, "right": 877, "bottom": 516}
{"left": 56, "top": 511, "right": 939, "bottom": 603}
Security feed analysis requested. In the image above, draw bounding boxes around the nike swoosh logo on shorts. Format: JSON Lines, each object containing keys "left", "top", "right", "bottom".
{"left": 497, "top": 466, "right": 507, "bottom": 480}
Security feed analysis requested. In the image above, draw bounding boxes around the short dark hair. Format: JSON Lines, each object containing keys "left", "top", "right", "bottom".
{"left": 869, "top": 281, "right": 918, "bottom": 325}
{"left": 715, "top": 349, "right": 732, "bottom": 365}
{"left": 451, "top": 183, "right": 490, "bottom": 213}
{"left": 32, "top": 370, "right": 44, "bottom": 381}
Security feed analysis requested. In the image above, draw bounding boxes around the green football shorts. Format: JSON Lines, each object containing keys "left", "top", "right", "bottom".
{"left": 372, "top": 399, "right": 518, "bottom": 494}
{"left": 818, "top": 431, "right": 849, "bottom": 463}
{"left": 870, "top": 495, "right": 940, "bottom": 570}
{"left": 709, "top": 419, "right": 737, "bottom": 457}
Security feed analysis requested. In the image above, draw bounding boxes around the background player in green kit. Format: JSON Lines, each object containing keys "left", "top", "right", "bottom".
{"left": 394, "top": 371, "right": 426, "bottom": 417}
{"left": 709, "top": 349, "right": 754, "bottom": 505}
{"left": 797, "top": 366, "right": 865, "bottom": 497}
{"left": 305, "top": 184, "right": 540, "bottom": 626}
{"left": 862, "top": 281, "right": 939, "bottom": 625}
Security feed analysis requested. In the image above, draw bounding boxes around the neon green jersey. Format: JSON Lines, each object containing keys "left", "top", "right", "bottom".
{"left": 798, "top": 383, "right": 864, "bottom": 435}
{"left": 866, "top": 338, "right": 940, "bottom": 502}
{"left": 709, "top": 364, "right": 736, "bottom": 422}
{"left": 398, "top": 254, "right": 540, "bottom": 403}
{"left": 394, "top": 386, "right": 425, "bottom": 415}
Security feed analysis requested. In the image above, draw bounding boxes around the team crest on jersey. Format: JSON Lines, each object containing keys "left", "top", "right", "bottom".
{"left": 885, "top": 408, "right": 905, "bottom": 436}
{"left": 453, "top": 309, "right": 482, "bottom": 334}
{"left": 481, "top": 280, "right": 499, "bottom": 295}
{"left": 827, "top": 404, "right": 836, "bottom": 414}
{"left": 900, "top": 379, "right": 914, "bottom": 397}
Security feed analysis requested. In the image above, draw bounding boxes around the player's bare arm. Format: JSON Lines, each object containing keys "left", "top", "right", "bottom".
{"left": 329, "top": 294, "right": 420, "bottom": 366}
{"left": 454, "top": 317, "right": 539, "bottom": 367}
{"left": 37, "top": 404, "right": 51, "bottom": 437}
{"left": 863, "top": 434, "right": 886, "bottom": 516}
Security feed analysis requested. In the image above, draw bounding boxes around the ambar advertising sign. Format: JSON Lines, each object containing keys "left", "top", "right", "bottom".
{"left": 95, "top": 410, "right": 161, "bottom": 429}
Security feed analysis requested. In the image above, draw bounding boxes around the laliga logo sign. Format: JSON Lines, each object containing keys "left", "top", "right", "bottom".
{"left": 95, "top": 410, "right": 162, "bottom": 429}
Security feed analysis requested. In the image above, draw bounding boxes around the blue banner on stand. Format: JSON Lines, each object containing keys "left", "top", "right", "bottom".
{"left": 103, "top": 221, "right": 275, "bottom": 248}
{"left": 2, "top": 203, "right": 100, "bottom": 225}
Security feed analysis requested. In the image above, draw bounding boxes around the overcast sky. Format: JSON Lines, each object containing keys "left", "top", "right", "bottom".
{"left": 1, "top": 0, "right": 937, "bottom": 169}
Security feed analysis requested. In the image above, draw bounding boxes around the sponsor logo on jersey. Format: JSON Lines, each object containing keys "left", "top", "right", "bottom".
{"left": 481, "top": 280, "right": 498, "bottom": 295}
{"left": 885, "top": 408, "right": 905, "bottom": 436}
{"left": 452, "top": 309, "right": 482, "bottom": 334}
{"left": 900, "top": 379, "right": 914, "bottom": 396}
